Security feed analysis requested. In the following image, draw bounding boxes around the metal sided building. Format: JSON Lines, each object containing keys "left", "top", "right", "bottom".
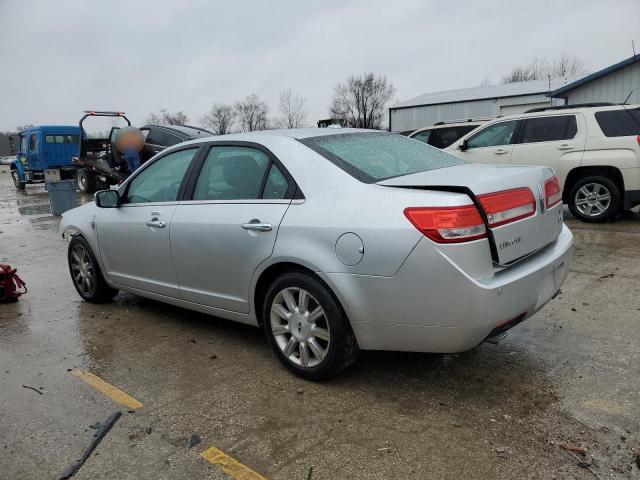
{"left": 550, "top": 55, "right": 640, "bottom": 105}
{"left": 389, "top": 77, "right": 577, "bottom": 133}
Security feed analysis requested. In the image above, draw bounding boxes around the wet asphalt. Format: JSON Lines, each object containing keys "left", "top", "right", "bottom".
{"left": 0, "top": 169, "right": 639, "bottom": 480}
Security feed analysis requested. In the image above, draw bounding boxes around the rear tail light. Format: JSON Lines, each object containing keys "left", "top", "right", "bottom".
{"left": 478, "top": 188, "right": 536, "bottom": 227}
{"left": 544, "top": 176, "right": 562, "bottom": 209}
{"left": 404, "top": 205, "right": 487, "bottom": 243}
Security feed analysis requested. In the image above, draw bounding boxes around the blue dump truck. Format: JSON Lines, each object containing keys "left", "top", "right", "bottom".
{"left": 10, "top": 125, "right": 80, "bottom": 190}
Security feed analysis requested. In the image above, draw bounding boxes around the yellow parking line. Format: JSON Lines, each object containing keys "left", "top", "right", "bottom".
{"left": 201, "top": 447, "right": 267, "bottom": 480}
{"left": 72, "top": 370, "right": 143, "bottom": 410}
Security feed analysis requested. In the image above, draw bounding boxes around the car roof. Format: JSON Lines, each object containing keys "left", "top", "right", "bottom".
{"left": 410, "top": 121, "right": 486, "bottom": 133}
{"left": 20, "top": 125, "right": 81, "bottom": 133}
{"left": 495, "top": 103, "right": 640, "bottom": 121}
{"left": 162, "top": 128, "right": 391, "bottom": 152}
{"left": 141, "top": 124, "right": 214, "bottom": 138}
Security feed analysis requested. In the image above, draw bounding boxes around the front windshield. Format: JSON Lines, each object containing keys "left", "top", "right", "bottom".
{"left": 300, "top": 132, "right": 466, "bottom": 183}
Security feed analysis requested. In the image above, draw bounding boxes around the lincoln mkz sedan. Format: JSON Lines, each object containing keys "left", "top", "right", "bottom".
{"left": 60, "top": 129, "right": 574, "bottom": 379}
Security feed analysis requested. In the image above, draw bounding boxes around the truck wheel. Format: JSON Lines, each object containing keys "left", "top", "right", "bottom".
{"left": 11, "top": 170, "right": 26, "bottom": 190}
{"left": 76, "top": 169, "right": 95, "bottom": 194}
{"left": 568, "top": 175, "right": 621, "bottom": 223}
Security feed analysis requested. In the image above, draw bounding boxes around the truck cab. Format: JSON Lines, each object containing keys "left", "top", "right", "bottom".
{"left": 11, "top": 125, "right": 80, "bottom": 190}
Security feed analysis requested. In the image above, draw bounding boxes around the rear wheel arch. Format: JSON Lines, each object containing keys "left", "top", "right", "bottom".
{"left": 252, "top": 261, "right": 349, "bottom": 327}
{"left": 562, "top": 166, "right": 625, "bottom": 204}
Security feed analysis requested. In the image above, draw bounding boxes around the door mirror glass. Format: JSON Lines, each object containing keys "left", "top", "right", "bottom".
{"left": 95, "top": 189, "right": 120, "bottom": 208}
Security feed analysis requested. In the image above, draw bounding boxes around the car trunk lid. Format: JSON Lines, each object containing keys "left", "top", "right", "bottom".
{"left": 378, "top": 163, "right": 564, "bottom": 265}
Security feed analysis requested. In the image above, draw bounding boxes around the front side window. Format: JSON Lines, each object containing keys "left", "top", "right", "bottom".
{"left": 20, "top": 136, "right": 28, "bottom": 152}
{"left": 595, "top": 108, "right": 640, "bottom": 137}
{"left": 428, "top": 127, "right": 475, "bottom": 149}
{"left": 301, "top": 132, "right": 465, "bottom": 183}
{"left": 29, "top": 134, "right": 38, "bottom": 151}
{"left": 466, "top": 121, "right": 518, "bottom": 149}
{"left": 193, "top": 146, "right": 270, "bottom": 200}
{"left": 411, "top": 130, "right": 431, "bottom": 144}
{"left": 519, "top": 115, "right": 577, "bottom": 143}
{"left": 125, "top": 148, "right": 198, "bottom": 204}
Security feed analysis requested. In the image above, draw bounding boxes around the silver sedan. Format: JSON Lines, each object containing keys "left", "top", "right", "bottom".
{"left": 60, "top": 129, "right": 574, "bottom": 379}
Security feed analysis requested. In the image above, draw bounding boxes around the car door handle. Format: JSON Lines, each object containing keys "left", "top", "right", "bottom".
{"left": 558, "top": 143, "right": 574, "bottom": 150}
{"left": 494, "top": 148, "right": 508, "bottom": 155}
{"left": 241, "top": 222, "right": 272, "bottom": 232}
{"left": 146, "top": 219, "right": 166, "bottom": 228}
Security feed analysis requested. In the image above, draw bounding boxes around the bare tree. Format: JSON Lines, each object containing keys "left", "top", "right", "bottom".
{"left": 279, "top": 89, "right": 307, "bottom": 128}
{"left": 200, "top": 103, "right": 236, "bottom": 135}
{"left": 502, "top": 53, "right": 586, "bottom": 83}
{"left": 235, "top": 94, "right": 268, "bottom": 132}
{"left": 146, "top": 109, "right": 190, "bottom": 126}
{"left": 15, "top": 124, "right": 34, "bottom": 132}
{"left": 329, "top": 73, "right": 395, "bottom": 129}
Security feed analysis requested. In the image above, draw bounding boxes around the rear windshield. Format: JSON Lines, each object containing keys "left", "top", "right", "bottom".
{"left": 300, "top": 132, "right": 466, "bottom": 183}
{"left": 595, "top": 108, "right": 640, "bottom": 137}
{"left": 45, "top": 134, "right": 79, "bottom": 144}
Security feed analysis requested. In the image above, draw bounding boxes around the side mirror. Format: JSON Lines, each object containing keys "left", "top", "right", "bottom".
{"left": 95, "top": 189, "right": 120, "bottom": 208}
{"left": 458, "top": 139, "right": 469, "bottom": 151}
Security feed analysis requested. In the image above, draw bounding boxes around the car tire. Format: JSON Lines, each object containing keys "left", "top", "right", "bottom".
{"left": 568, "top": 175, "right": 621, "bottom": 223}
{"left": 11, "top": 169, "right": 26, "bottom": 190}
{"left": 76, "top": 168, "right": 96, "bottom": 194}
{"left": 262, "top": 271, "right": 359, "bottom": 380}
{"left": 68, "top": 236, "right": 118, "bottom": 303}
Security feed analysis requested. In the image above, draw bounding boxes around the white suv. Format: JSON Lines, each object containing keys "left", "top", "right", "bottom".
{"left": 446, "top": 104, "right": 640, "bottom": 222}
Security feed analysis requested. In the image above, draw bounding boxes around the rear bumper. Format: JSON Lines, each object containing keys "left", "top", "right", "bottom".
{"left": 327, "top": 225, "right": 574, "bottom": 353}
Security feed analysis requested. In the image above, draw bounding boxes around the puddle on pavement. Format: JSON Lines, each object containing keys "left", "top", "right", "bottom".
{"left": 0, "top": 188, "right": 92, "bottom": 232}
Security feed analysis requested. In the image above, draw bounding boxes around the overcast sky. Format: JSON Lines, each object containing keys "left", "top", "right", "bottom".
{"left": 1, "top": 0, "right": 638, "bottom": 132}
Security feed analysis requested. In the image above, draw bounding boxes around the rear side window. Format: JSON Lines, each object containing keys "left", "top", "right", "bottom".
{"left": 301, "top": 132, "right": 465, "bottom": 183}
{"left": 193, "top": 146, "right": 270, "bottom": 200}
{"left": 163, "top": 132, "right": 182, "bottom": 146}
{"left": 45, "top": 134, "right": 79, "bottom": 144}
{"left": 146, "top": 129, "right": 163, "bottom": 145}
{"left": 262, "top": 164, "right": 289, "bottom": 199}
{"left": 519, "top": 115, "right": 577, "bottom": 143}
{"left": 595, "top": 108, "right": 640, "bottom": 137}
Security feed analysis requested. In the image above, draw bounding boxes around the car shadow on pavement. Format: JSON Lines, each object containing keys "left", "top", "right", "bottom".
{"left": 74, "top": 292, "right": 558, "bottom": 423}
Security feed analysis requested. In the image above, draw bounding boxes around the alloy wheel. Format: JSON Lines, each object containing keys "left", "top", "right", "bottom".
{"left": 270, "top": 287, "right": 331, "bottom": 368}
{"left": 574, "top": 182, "right": 611, "bottom": 217}
{"left": 70, "top": 244, "right": 96, "bottom": 297}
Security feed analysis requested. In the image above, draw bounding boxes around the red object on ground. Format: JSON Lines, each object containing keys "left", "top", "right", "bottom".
{"left": 0, "top": 264, "right": 27, "bottom": 302}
